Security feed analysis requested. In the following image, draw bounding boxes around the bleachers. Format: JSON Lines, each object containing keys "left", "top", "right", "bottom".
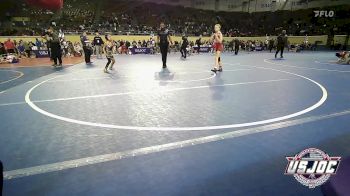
{"left": 1, "top": 0, "right": 349, "bottom": 36}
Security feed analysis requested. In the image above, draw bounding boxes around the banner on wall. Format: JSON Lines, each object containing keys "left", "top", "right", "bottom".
{"left": 34, "top": 50, "right": 50, "bottom": 58}
{"left": 131, "top": 47, "right": 151, "bottom": 54}
{"left": 193, "top": 46, "right": 212, "bottom": 53}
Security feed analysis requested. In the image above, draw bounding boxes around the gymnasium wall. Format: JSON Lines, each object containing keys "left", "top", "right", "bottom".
{"left": 0, "top": 35, "right": 348, "bottom": 46}
{"left": 134, "top": 0, "right": 350, "bottom": 12}
{"left": 219, "top": 0, "right": 350, "bottom": 12}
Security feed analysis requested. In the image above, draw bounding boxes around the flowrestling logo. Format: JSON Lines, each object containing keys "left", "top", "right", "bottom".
{"left": 285, "top": 148, "right": 341, "bottom": 188}
{"left": 314, "top": 10, "right": 334, "bottom": 18}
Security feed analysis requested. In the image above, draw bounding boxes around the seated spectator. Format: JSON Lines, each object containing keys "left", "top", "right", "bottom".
{"left": 62, "top": 39, "right": 69, "bottom": 57}
{"left": 67, "top": 41, "right": 75, "bottom": 57}
{"left": 35, "top": 38, "right": 42, "bottom": 49}
{"left": 142, "top": 40, "right": 147, "bottom": 47}
{"left": 0, "top": 43, "right": 6, "bottom": 55}
{"left": 17, "top": 41, "right": 26, "bottom": 58}
{"left": 23, "top": 41, "right": 31, "bottom": 58}
{"left": 132, "top": 40, "right": 137, "bottom": 49}
{"left": 73, "top": 42, "right": 83, "bottom": 57}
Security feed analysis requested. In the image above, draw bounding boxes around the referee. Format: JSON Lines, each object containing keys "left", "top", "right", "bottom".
{"left": 157, "top": 22, "right": 173, "bottom": 69}
{"left": 81, "top": 31, "right": 92, "bottom": 64}
{"left": 47, "top": 26, "right": 62, "bottom": 66}
{"left": 275, "top": 30, "right": 287, "bottom": 58}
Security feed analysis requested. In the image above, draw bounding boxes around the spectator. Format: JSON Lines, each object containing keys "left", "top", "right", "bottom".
{"left": 74, "top": 42, "right": 83, "bottom": 56}
{"left": 93, "top": 31, "right": 104, "bottom": 59}
{"left": 35, "top": 38, "right": 42, "bottom": 49}
{"left": 142, "top": 40, "right": 147, "bottom": 47}
{"left": 67, "top": 41, "right": 74, "bottom": 56}
{"left": 4, "top": 38, "right": 16, "bottom": 54}
{"left": 17, "top": 41, "right": 25, "bottom": 58}
{"left": 268, "top": 38, "right": 275, "bottom": 52}
{"left": 24, "top": 41, "right": 31, "bottom": 58}
{"left": 62, "top": 39, "right": 69, "bottom": 57}
{"left": 132, "top": 40, "right": 137, "bottom": 49}
{"left": 137, "top": 40, "right": 142, "bottom": 48}
{"left": 0, "top": 43, "right": 6, "bottom": 56}
{"left": 228, "top": 40, "right": 234, "bottom": 52}
{"left": 196, "top": 35, "right": 202, "bottom": 54}
{"left": 31, "top": 41, "right": 38, "bottom": 51}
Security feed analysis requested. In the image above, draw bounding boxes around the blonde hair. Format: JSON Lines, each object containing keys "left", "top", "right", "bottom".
{"left": 215, "top": 24, "right": 221, "bottom": 29}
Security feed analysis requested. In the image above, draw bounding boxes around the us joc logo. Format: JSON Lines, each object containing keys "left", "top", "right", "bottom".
{"left": 285, "top": 148, "right": 341, "bottom": 188}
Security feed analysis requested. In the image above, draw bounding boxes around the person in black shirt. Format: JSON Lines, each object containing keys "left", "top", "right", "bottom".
{"left": 125, "top": 41, "right": 131, "bottom": 52}
{"left": 228, "top": 40, "right": 234, "bottom": 53}
{"left": 180, "top": 34, "right": 189, "bottom": 59}
{"left": 196, "top": 36, "right": 201, "bottom": 54}
{"left": 47, "top": 26, "right": 62, "bottom": 67}
{"left": 234, "top": 38, "right": 240, "bottom": 55}
{"left": 275, "top": 30, "right": 287, "bottom": 58}
{"left": 157, "top": 22, "right": 173, "bottom": 69}
{"left": 93, "top": 31, "right": 104, "bottom": 59}
{"left": 81, "top": 31, "right": 92, "bottom": 64}
{"left": 0, "top": 43, "right": 6, "bottom": 56}
{"left": 268, "top": 39, "right": 275, "bottom": 52}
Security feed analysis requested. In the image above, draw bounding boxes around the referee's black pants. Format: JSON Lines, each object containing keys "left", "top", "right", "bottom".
{"left": 83, "top": 46, "right": 91, "bottom": 63}
{"left": 180, "top": 46, "right": 187, "bottom": 58}
{"left": 50, "top": 42, "right": 62, "bottom": 65}
{"left": 275, "top": 45, "right": 284, "bottom": 58}
{"left": 160, "top": 43, "right": 169, "bottom": 67}
{"left": 234, "top": 46, "right": 239, "bottom": 55}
